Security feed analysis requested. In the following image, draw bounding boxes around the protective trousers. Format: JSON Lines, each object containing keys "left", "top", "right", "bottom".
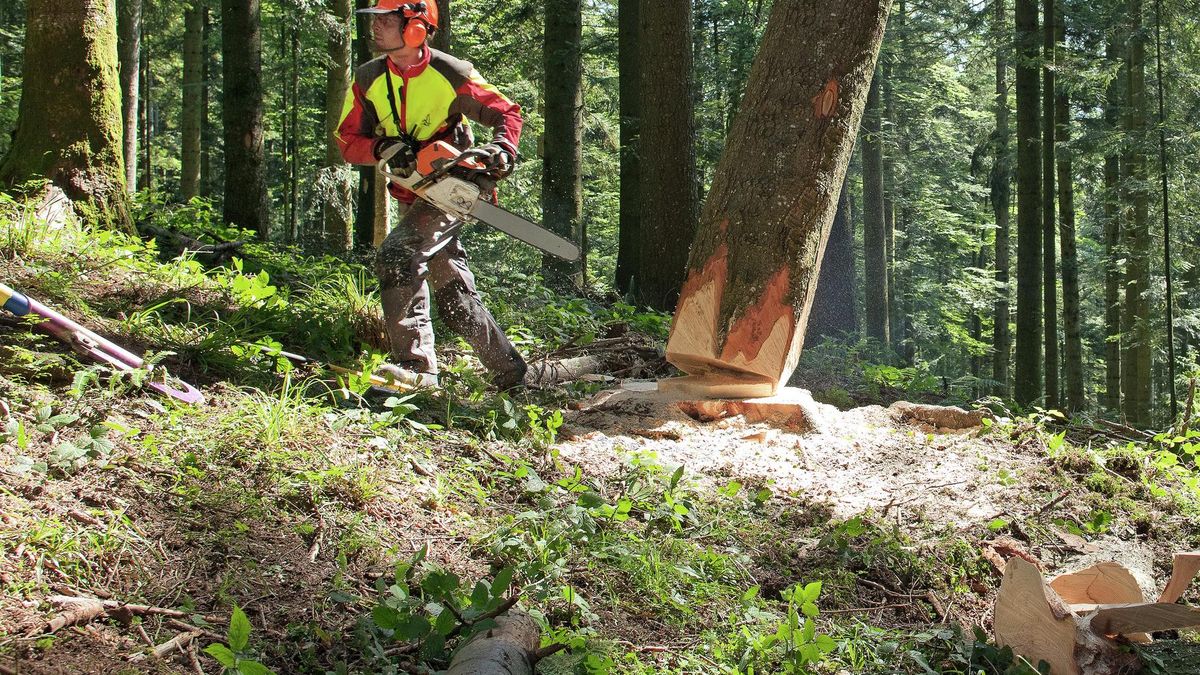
{"left": 375, "top": 200, "right": 526, "bottom": 383}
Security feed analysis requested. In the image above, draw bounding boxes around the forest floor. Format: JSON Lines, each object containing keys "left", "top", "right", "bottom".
{"left": 2, "top": 200, "right": 1200, "bottom": 674}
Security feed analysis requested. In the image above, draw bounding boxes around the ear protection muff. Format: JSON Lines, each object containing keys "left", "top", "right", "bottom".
{"left": 402, "top": 18, "right": 427, "bottom": 48}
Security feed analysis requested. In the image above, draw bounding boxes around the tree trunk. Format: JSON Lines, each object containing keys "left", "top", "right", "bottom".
{"left": 1042, "top": 0, "right": 1058, "bottom": 410}
{"left": 319, "top": 0, "right": 354, "bottom": 252}
{"left": 664, "top": 0, "right": 892, "bottom": 398}
{"left": 862, "top": 68, "right": 889, "bottom": 346}
{"left": 993, "top": 0, "right": 1012, "bottom": 398}
{"left": 117, "top": 0, "right": 140, "bottom": 194}
{"left": 884, "top": 68, "right": 901, "bottom": 356}
{"left": 637, "top": 0, "right": 698, "bottom": 312}
{"left": 1057, "top": 17, "right": 1083, "bottom": 414}
{"left": 373, "top": 167, "right": 390, "bottom": 246}
{"left": 221, "top": 0, "right": 269, "bottom": 238}
{"left": 201, "top": 9, "right": 214, "bottom": 196}
{"left": 542, "top": 0, "right": 585, "bottom": 290}
{"left": 431, "top": 0, "right": 450, "bottom": 51}
{"left": 0, "top": 0, "right": 132, "bottom": 230}
{"left": 1014, "top": 0, "right": 1043, "bottom": 407}
{"left": 1103, "top": 35, "right": 1122, "bottom": 416}
{"left": 353, "top": 0, "right": 376, "bottom": 251}
{"left": 1124, "top": 0, "right": 1152, "bottom": 427}
{"left": 807, "top": 180, "right": 856, "bottom": 342}
{"left": 139, "top": 39, "right": 151, "bottom": 192}
{"left": 616, "top": 0, "right": 640, "bottom": 296}
{"left": 289, "top": 26, "right": 299, "bottom": 241}
{"left": 181, "top": 2, "right": 204, "bottom": 200}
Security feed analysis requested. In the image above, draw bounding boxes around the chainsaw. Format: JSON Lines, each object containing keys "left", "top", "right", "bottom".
{"left": 1, "top": 283, "right": 204, "bottom": 405}
{"left": 376, "top": 142, "right": 581, "bottom": 262}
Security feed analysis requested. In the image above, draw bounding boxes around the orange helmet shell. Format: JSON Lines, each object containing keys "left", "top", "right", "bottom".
{"left": 356, "top": 0, "right": 438, "bottom": 30}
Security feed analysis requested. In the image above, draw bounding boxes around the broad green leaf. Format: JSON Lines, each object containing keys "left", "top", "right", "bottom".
{"left": 490, "top": 567, "right": 514, "bottom": 598}
{"left": 228, "top": 606, "right": 251, "bottom": 652}
{"left": 237, "top": 660, "right": 276, "bottom": 675}
{"left": 204, "top": 643, "right": 237, "bottom": 668}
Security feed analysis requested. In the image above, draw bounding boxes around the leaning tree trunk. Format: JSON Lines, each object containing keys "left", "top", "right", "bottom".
{"left": 615, "top": 0, "right": 640, "bottom": 296}
{"left": 0, "top": 0, "right": 133, "bottom": 230}
{"left": 221, "top": 0, "right": 269, "bottom": 238}
{"left": 862, "top": 68, "right": 890, "bottom": 346}
{"left": 319, "top": 0, "right": 354, "bottom": 252}
{"left": 181, "top": 2, "right": 204, "bottom": 200}
{"left": 1057, "top": 16, "right": 1083, "bottom": 414}
{"left": 637, "top": 0, "right": 699, "bottom": 312}
{"left": 1042, "top": 0, "right": 1058, "bottom": 410}
{"left": 117, "top": 0, "right": 140, "bottom": 194}
{"left": 542, "top": 0, "right": 585, "bottom": 290}
{"left": 807, "top": 180, "right": 857, "bottom": 342}
{"left": 993, "top": 0, "right": 1012, "bottom": 398}
{"left": 663, "top": 0, "right": 892, "bottom": 398}
{"left": 1014, "top": 0, "right": 1043, "bottom": 407}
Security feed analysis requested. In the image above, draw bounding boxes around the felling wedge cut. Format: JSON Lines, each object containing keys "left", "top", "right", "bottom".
{"left": 994, "top": 555, "right": 1200, "bottom": 674}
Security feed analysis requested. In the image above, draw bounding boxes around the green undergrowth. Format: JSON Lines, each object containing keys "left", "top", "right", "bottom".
{"left": 3, "top": 197, "right": 1199, "bottom": 673}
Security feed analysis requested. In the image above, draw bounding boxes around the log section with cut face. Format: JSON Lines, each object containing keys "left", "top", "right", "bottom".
{"left": 664, "top": 0, "right": 893, "bottom": 397}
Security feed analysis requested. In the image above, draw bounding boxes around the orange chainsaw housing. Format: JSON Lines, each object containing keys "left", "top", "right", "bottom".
{"left": 416, "top": 140, "right": 485, "bottom": 176}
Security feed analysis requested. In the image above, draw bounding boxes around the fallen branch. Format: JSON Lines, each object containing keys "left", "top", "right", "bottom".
{"left": 445, "top": 610, "right": 541, "bottom": 675}
{"left": 128, "top": 630, "right": 201, "bottom": 662}
{"left": 889, "top": 401, "right": 990, "bottom": 431}
{"left": 36, "top": 595, "right": 217, "bottom": 636}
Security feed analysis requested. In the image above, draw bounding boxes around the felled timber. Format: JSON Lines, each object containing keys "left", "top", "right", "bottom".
{"left": 444, "top": 610, "right": 540, "bottom": 675}
{"left": 662, "top": 0, "right": 892, "bottom": 398}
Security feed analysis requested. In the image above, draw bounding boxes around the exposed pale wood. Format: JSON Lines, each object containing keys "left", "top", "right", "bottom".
{"left": 1158, "top": 552, "right": 1200, "bottom": 604}
{"left": 1090, "top": 603, "right": 1200, "bottom": 636}
{"left": 128, "top": 630, "right": 201, "bottom": 662}
{"left": 1051, "top": 561, "right": 1151, "bottom": 643}
{"left": 994, "top": 558, "right": 1083, "bottom": 675}
{"left": 444, "top": 610, "right": 539, "bottom": 675}
{"left": 888, "top": 401, "right": 990, "bottom": 431}
{"left": 528, "top": 355, "right": 605, "bottom": 386}
{"left": 673, "top": 388, "right": 820, "bottom": 432}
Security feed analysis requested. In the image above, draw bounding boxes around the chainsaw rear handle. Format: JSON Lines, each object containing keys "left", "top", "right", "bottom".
{"left": 1, "top": 282, "right": 204, "bottom": 405}
{"left": 377, "top": 143, "right": 492, "bottom": 188}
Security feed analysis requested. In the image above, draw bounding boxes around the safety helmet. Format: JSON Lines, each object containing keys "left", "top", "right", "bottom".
{"left": 356, "top": 0, "right": 439, "bottom": 29}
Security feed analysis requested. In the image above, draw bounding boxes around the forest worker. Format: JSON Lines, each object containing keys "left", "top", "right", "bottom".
{"left": 336, "top": 0, "right": 527, "bottom": 390}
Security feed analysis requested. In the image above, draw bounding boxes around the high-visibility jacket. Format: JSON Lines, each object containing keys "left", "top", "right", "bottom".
{"left": 336, "top": 47, "right": 522, "bottom": 203}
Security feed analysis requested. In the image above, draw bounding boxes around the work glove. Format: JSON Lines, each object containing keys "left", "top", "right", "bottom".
{"left": 479, "top": 143, "right": 515, "bottom": 179}
{"left": 373, "top": 137, "right": 416, "bottom": 176}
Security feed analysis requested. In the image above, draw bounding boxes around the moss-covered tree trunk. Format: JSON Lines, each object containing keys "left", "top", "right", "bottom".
{"left": 637, "top": 0, "right": 698, "bottom": 312}
{"left": 664, "top": 0, "right": 892, "bottom": 397}
{"left": 116, "top": 0, "right": 140, "bottom": 194}
{"left": 615, "top": 0, "right": 640, "bottom": 296}
{"left": 1014, "top": 0, "right": 1043, "bottom": 407}
{"left": 181, "top": 2, "right": 204, "bottom": 200}
{"left": 862, "top": 69, "right": 890, "bottom": 346}
{"left": 993, "top": 0, "right": 1012, "bottom": 398}
{"left": 221, "top": 0, "right": 269, "bottom": 238}
{"left": 541, "top": 0, "right": 584, "bottom": 290}
{"left": 0, "top": 0, "right": 132, "bottom": 229}
{"left": 318, "top": 0, "right": 353, "bottom": 252}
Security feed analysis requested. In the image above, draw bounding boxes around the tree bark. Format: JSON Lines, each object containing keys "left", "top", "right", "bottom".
{"left": 1042, "top": 0, "right": 1058, "bottom": 410}
{"left": 319, "top": 0, "right": 354, "bottom": 252}
{"left": 0, "top": 0, "right": 132, "bottom": 230}
{"left": 542, "top": 0, "right": 585, "bottom": 290}
{"left": 1104, "top": 35, "right": 1122, "bottom": 416}
{"left": 1014, "top": 0, "right": 1043, "bottom": 407}
{"left": 117, "top": 0, "right": 140, "bottom": 194}
{"left": 862, "top": 68, "right": 889, "bottom": 346}
{"left": 353, "top": 0, "right": 376, "bottom": 251}
{"left": 181, "top": 2, "right": 204, "bottom": 201}
{"left": 616, "top": 0, "right": 640, "bottom": 295}
{"left": 1124, "top": 0, "right": 1152, "bottom": 427}
{"left": 663, "top": 0, "right": 892, "bottom": 397}
{"left": 807, "top": 179, "right": 856, "bottom": 342}
{"left": 201, "top": 9, "right": 214, "bottom": 196}
{"left": 1057, "top": 15, "right": 1083, "bottom": 414}
{"left": 637, "top": 0, "right": 698, "bottom": 312}
{"left": 431, "top": 0, "right": 450, "bottom": 51}
{"left": 883, "top": 67, "right": 901, "bottom": 357}
{"left": 993, "top": 0, "right": 1012, "bottom": 398}
{"left": 221, "top": 0, "right": 269, "bottom": 238}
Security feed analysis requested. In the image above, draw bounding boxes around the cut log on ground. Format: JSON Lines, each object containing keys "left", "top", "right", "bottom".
{"left": 888, "top": 401, "right": 991, "bottom": 431}
{"left": 995, "top": 556, "right": 1200, "bottom": 675}
{"left": 662, "top": 0, "right": 892, "bottom": 399}
{"left": 444, "top": 610, "right": 539, "bottom": 675}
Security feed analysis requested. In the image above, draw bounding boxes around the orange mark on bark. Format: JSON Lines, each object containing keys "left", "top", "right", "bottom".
{"left": 719, "top": 266, "right": 793, "bottom": 364}
{"left": 812, "top": 79, "right": 839, "bottom": 120}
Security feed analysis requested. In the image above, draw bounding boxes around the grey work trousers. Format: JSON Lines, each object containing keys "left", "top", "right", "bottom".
{"left": 374, "top": 199, "right": 525, "bottom": 378}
